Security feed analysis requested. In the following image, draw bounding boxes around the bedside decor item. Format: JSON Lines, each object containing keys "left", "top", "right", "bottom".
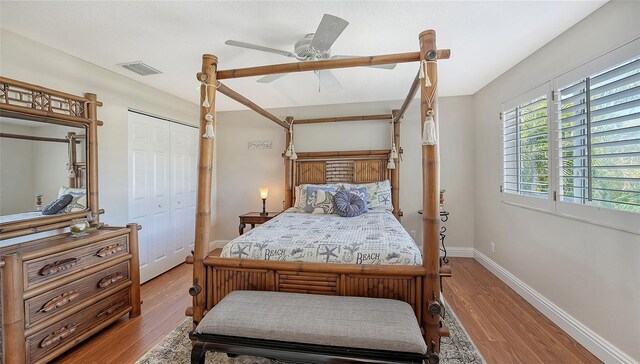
{"left": 259, "top": 187, "right": 269, "bottom": 216}
{"left": 70, "top": 218, "right": 90, "bottom": 237}
{"left": 35, "top": 194, "right": 44, "bottom": 211}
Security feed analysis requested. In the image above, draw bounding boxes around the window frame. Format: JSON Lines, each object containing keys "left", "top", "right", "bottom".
{"left": 501, "top": 82, "right": 554, "bottom": 212}
{"left": 500, "top": 38, "right": 640, "bottom": 234}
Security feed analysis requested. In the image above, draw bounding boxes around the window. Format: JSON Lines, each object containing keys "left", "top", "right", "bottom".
{"left": 557, "top": 57, "right": 640, "bottom": 213}
{"left": 500, "top": 39, "right": 639, "bottom": 232}
{"left": 502, "top": 94, "right": 549, "bottom": 199}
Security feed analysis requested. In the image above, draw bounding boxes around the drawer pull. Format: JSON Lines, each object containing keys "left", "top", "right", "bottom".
{"left": 40, "top": 323, "right": 78, "bottom": 348}
{"left": 96, "top": 300, "right": 126, "bottom": 319}
{"left": 96, "top": 242, "right": 126, "bottom": 257}
{"left": 40, "top": 258, "right": 78, "bottom": 276}
{"left": 40, "top": 290, "right": 80, "bottom": 313}
{"left": 98, "top": 272, "right": 126, "bottom": 288}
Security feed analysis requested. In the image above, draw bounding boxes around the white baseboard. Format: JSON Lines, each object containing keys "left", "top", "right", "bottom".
{"left": 473, "top": 249, "right": 637, "bottom": 364}
{"left": 208, "top": 240, "right": 229, "bottom": 251}
{"left": 443, "top": 246, "right": 475, "bottom": 258}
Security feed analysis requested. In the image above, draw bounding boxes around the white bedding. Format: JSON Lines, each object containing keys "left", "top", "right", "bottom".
{"left": 220, "top": 210, "right": 422, "bottom": 265}
{"left": 0, "top": 211, "right": 43, "bottom": 224}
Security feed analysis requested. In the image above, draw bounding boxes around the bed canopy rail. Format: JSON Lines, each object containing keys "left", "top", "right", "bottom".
{"left": 190, "top": 29, "right": 449, "bottom": 357}
{"left": 216, "top": 50, "right": 450, "bottom": 80}
{"left": 294, "top": 113, "right": 392, "bottom": 124}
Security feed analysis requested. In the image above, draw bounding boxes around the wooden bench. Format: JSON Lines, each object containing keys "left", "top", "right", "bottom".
{"left": 191, "top": 290, "right": 435, "bottom": 364}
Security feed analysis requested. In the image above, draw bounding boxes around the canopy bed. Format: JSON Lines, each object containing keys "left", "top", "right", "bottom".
{"left": 0, "top": 77, "right": 141, "bottom": 364}
{"left": 187, "top": 29, "right": 450, "bottom": 360}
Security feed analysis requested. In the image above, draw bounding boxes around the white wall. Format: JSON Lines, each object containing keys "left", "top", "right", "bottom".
{"left": 0, "top": 123, "right": 34, "bottom": 214}
{"left": 215, "top": 96, "right": 476, "bottom": 250}
{"left": 0, "top": 30, "right": 201, "bottom": 227}
{"left": 473, "top": 1, "right": 640, "bottom": 361}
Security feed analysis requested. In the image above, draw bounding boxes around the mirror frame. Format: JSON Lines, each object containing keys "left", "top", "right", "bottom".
{"left": 0, "top": 76, "right": 103, "bottom": 239}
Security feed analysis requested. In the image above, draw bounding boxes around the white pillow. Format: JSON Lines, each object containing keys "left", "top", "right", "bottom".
{"left": 342, "top": 180, "right": 393, "bottom": 212}
{"left": 58, "top": 186, "right": 87, "bottom": 213}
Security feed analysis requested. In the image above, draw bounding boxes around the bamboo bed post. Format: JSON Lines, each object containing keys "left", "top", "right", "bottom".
{"left": 390, "top": 109, "right": 402, "bottom": 220}
{"left": 419, "top": 30, "right": 443, "bottom": 354}
{"left": 86, "top": 93, "right": 100, "bottom": 221}
{"left": 284, "top": 116, "right": 294, "bottom": 210}
{"left": 192, "top": 54, "right": 218, "bottom": 325}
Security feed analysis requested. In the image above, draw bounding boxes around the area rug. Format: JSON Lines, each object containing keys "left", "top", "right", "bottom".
{"left": 136, "top": 304, "right": 484, "bottom": 364}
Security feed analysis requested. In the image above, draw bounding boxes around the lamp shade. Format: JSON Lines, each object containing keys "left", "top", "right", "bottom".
{"left": 259, "top": 187, "right": 269, "bottom": 200}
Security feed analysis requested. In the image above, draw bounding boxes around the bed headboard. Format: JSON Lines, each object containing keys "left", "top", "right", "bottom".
{"left": 286, "top": 149, "right": 402, "bottom": 218}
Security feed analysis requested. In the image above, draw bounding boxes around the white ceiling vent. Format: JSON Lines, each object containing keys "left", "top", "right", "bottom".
{"left": 118, "top": 61, "right": 162, "bottom": 76}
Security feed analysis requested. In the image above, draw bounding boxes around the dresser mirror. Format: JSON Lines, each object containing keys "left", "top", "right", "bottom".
{"left": 0, "top": 76, "right": 100, "bottom": 239}
{"left": 0, "top": 116, "right": 88, "bottom": 224}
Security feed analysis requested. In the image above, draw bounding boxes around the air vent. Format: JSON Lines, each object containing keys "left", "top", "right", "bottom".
{"left": 118, "top": 61, "right": 162, "bottom": 76}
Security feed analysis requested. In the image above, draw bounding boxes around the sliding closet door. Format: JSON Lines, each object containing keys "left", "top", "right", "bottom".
{"left": 128, "top": 112, "right": 171, "bottom": 283}
{"left": 169, "top": 122, "right": 198, "bottom": 267}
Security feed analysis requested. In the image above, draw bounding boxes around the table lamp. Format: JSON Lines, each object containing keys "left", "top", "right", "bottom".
{"left": 259, "top": 187, "right": 269, "bottom": 216}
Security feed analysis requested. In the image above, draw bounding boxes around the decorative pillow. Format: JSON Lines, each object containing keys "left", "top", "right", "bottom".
{"left": 42, "top": 194, "right": 74, "bottom": 215}
{"left": 58, "top": 187, "right": 87, "bottom": 213}
{"left": 305, "top": 186, "right": 337, "bottom": 213}
{"left": 344, "top": 187, "right": 368, "bottom": 212}
{"left": 342, "top": 180, "right": 393, "bottom": 212}
{"left": 312, "top": 189, "right": 337, "bottom": 214}
{"left": 334, "top": 190, "right": 366, "bottom": 217}
{"left": 296, "top": 184, "right": 342, "bottom": 211}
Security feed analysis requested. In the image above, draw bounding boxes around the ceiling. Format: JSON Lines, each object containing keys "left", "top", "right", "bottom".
{"left": 0, "top": 1, "right": 605, "bottom": 111}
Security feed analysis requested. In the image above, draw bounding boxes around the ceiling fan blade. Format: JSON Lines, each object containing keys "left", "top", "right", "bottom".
{"left": 225, "top": 40, "right": 296, "bottom": 58}
{"left": 257, "top": 73, "right": 288, "bottom": 83}
{"left": 331, "top": 55, "right": 397, "bottom": 69}
{"left": 315, "top": 70, "right": 343, "bottom": 93}
{"left": 310, "top": 14, "right": 349, "bottom": 53}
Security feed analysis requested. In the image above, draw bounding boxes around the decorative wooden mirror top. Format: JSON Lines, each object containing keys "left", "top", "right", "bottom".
{"left": 0, "top": 76, "right": 102, "bottom": 239}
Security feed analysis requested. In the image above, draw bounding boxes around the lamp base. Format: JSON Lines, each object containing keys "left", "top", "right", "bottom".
{"left": 260, "top": 198, "right": 267, "bottom": 216}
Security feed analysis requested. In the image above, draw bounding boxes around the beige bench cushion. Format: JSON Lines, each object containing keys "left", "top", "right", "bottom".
{"left": 196, "top": 290, "right": 427, "bottom": 354}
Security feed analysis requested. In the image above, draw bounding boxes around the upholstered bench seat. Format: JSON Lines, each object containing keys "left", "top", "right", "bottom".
{"left": 191, "top": 290, "right": 428, "bottom": 364}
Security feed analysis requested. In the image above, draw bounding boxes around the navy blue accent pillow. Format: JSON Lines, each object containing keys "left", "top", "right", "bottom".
{"left": 42, "top": 194, "right": 73, "bottom": 215}
{"left": 334, "top": 190, "right": 366, "bottom": 217}
{"left": 345, "top": 187, "right": 368, "bottom": 212}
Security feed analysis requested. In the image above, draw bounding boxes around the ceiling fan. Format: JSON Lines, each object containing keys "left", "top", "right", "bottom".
{"left": 225, "top": 14, "right": 396, "bottom": 93}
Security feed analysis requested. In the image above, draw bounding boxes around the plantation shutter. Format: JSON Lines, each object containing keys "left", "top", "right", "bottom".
{"left": 502, "top": 94, "right": 549, "bottom": 198}
{"left": 558, "top": 57, "right": 640, "bottom": 212}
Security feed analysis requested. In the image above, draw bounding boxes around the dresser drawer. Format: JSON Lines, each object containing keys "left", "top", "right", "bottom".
{"left": 25, "top": 288, "right": 130, "bottom": 363}
{"left": 25, "top": 261, "right": 130, "bottom": 328}
{"left": 23, "top": 235, "right": 129, "bottom": 290}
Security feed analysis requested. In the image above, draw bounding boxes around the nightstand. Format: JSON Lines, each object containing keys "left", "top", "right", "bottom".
{"left": 239, "top": 212, "right": 280, "bottom": 235}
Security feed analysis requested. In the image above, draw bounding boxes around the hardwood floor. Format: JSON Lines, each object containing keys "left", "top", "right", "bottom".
{"left": 54, "top": 263, "right": 192, "bottom": 364}
{"left": 55, "top": 258, "right": 601, "bottom": 364}
{"left": 442, "top": 257, "right": 601, "bottom": 364}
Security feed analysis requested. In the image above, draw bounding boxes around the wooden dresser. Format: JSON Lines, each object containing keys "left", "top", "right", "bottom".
{"left": 0, "top": 77, "right": 142, "bottom": 363}
{"left": 1, "top": 226, "right": 141, "bottom": 364}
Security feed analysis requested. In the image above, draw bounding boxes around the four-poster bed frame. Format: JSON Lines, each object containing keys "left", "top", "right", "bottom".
{"left": 187, "top": 29, "right": 450, "bottom": 357}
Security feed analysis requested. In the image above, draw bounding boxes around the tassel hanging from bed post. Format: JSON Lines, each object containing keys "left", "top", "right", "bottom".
{"left": 390, "top": 120, "right": 398, "bottom": 159}
{"left": 421, "top": 110, "right": 437, "bottom": 145}
{"left": 285, "top": 121, "right": 293, "bottom": 157}
{"left": 419, "top": 59, "right": 432, "bottom": 88}
{"left": 202, "top": 83, "right": 211, "bottom": 108}
{"left": 202, "top": 113, "right": 215, "bottom": 139}
{"left": 387, "top": 155, "right": 396, "bottom": 170}
{"left": 287, "top": 120, "right": 297, "bottom": 160}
